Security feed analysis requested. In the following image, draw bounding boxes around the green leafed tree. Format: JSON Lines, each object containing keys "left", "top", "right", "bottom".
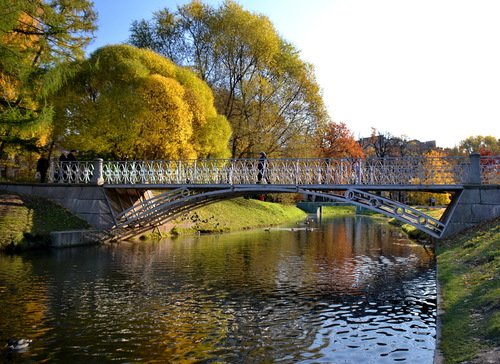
{"left": 129, "top": 0, "right": 328, "bottom": 158}
{"left": 0, "top": 0, "right": 96, "bottom": 157}
{"left": 51, "top": 44, "right": 231, "bottom": 160}
{"left": 455, "top": 135, "right": 500, "bottom": 155}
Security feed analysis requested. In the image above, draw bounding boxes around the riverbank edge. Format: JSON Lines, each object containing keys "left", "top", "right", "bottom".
{"left": 434, "top": 217, "right": 499, "bottom": 364}
{"left": 397, "top": 210, "right": 499, "bottom": 364}
{"left": 0, "top": 191, "right": 90, "bottom": 252}
{"left": 0, "top": 192, "right": 310, "bottom": 251}
{"left": 142, "top": 197, "right": 309, "bottom": 240}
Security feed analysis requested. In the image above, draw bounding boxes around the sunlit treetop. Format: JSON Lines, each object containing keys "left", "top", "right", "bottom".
{"left": 0, "top": 0, "right": 97, "bottom": 156}
{"left": 52, "top": 44, "right": 231, "bottom": 160}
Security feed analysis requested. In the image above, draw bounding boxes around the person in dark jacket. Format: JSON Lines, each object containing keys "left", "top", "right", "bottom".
{"left": 257, "top": 152, "right": 270, "bottom": 184}
{"left": 36, "top": 155, "right": 49, "bottom": 183}
{"left": 67, "top": 150, "right": 77, "bottom": 161}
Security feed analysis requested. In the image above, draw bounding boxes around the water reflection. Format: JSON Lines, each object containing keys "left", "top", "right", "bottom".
{"left": 0, "top": 216, "right": 435, "bottom": 363}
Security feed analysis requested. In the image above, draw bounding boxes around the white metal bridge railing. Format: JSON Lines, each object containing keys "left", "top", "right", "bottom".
{"left": 47, "top": 155, "right": 500, "bottom": 185}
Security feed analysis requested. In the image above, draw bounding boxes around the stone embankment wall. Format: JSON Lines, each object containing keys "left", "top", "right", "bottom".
{"left": 442, "top": 185, "right": 500, "bottom": 238}
{"left": 0, "top": 184, "right": 114, "bottom": 229}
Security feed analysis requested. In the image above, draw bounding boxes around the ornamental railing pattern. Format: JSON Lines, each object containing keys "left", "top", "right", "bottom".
{"left": 49, "top": 161, "right": 95, "bottom": 184}
{"left": 480, "top": 156, "right": 500, "bottom": 184}
{"left": 47, "top": 155, "right": 499, "bottom": 185}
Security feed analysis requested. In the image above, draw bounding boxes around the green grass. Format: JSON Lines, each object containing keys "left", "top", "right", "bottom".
{"left": 437, "top": 217, "right": 499, "bottom": 363}
{"left": 320, "top": 205, "right": 356, "bottom": 216}
{"left": 0, "top": 192, "right": 89, "bottom": 251}
{"left": 166, "top": 197, "right": 307, "bottom": 235}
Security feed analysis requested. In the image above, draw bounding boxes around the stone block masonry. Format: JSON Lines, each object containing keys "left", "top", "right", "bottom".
{"left": 442, "top": 185, "right": 500, "bottom": 238}
{"left": 0, "top": 184, "right": 115, "bottom": 230}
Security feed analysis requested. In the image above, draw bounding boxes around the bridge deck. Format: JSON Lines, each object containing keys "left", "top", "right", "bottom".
{"left": 103, "top": 183, "right": 465, "bottom": 192}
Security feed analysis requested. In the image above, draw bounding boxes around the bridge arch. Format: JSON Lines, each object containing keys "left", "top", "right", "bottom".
{"left": 108, "top": 185, "right": 447, "bottom": 241}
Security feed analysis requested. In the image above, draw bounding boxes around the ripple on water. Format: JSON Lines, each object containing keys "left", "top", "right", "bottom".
{"left": 0, "top": 218, "right": 436, "bottom": 363}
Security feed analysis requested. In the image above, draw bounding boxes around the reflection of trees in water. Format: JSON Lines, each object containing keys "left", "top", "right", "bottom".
{"left": 0, "top": 255, "right": 49, "bottom": 350}
{"left": 1, "top": 216, "right": 436, "bottom": 362}
{"left": 298, "top": 216, "right": 434, "bottom": 295}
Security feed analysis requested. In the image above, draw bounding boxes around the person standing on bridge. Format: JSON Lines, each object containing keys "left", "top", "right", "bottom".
{"left": 36, "top": 154, "right": 49, "bottom": 183}
{"left": 67, "top": 150, "right": 77, "bottom": 162}
{"left": 257, "top": 152, "right": 270, "bottom": 184}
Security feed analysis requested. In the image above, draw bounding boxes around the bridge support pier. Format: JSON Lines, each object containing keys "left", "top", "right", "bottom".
{"left": 442, "top": 185, "right": 500, "bottom": 238}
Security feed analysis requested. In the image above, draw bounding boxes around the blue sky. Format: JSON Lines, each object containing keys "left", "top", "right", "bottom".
{"left": 88, "top": 0, "right": 500, "bottom": 148}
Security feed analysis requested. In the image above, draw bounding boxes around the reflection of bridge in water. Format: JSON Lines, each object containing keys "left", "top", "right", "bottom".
{"left": 45, "top": 154, "right": 499, "bottom": 241}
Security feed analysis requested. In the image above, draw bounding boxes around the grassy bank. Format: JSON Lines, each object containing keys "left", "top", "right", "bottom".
{"left": 436, "top": 217, "right": 499, "bottom": 363}
{"left": 0, "top": 191, "right": 89, "bottom": 251}
{"left": 166, "top": 197, "right": 307, "bottom": 235}
{"left": 321, "top": 205, "right": 356, "bottom": 217}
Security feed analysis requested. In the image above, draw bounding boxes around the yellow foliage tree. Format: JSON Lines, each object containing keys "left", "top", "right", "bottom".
{"left": 52, "top": 45, "right": 231, "bottom": 160}
{"left": 129, "top": 0, "right": 328, "bottom": 158}
{"left": 0, "top": 0, "right": 96, "bottom": 157}
{"left": 137, "top": 75, "right": 195, "bottom": 159}
{"left": 408, "top": 149, "right": 451, "bottom": 205}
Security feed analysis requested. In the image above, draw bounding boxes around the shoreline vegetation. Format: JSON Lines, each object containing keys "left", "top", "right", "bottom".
{"left": 159, "top": 197, "right": 308, "bottom": 238}
{"left": 0, "top": 192, "right": 497, "bottom": 363}
{"left": 436, "top": 217, "right": 499, "bottom": 364}
{"left": 0, "top": 191, "right": 89, "bottom": 252}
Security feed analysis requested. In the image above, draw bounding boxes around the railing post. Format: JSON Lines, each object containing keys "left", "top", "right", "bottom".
{"left": 469, "top": 152, "right": 481, "bottom": 184}
{"left": 194, "top": 160, "right": 197, "bottom": 183}
{"left": 91, "top": 158, "right": 104, "bottom": 185}
{"left": 295, "top": 159, "right": 299, "bottom": 185}
{"left": 355, "top": 158, "right": 362, "bottom": 184}
{"left": 317, "top": 160, "right": 322, "bottom": 184}
{"left": 48, "top": 160, "right": 55, "bottom": 183}
{"left": 229, "top": 160, "right": 234, "bottom": 185}
{"left": 176, "top": 161, "right": 181, "bottom": 184}
{"left": 340, "top": 159, "right": 344, "bottom": 184}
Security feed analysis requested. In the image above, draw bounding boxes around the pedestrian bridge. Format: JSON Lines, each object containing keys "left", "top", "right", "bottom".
{"left": 44, "top": 154, "right": 499, "bottom": 241}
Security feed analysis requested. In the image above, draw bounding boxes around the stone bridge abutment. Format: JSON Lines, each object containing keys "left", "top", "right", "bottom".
{"left": 442, "top": 185, "right": 500, "bottom": 237}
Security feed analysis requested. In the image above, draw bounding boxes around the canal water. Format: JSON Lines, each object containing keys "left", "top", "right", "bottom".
{"left": 0, "top": 216, "right": 436, "bottom": 363}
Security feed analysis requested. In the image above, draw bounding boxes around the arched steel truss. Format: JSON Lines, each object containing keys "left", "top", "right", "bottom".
{"left": 105, "top": 185, "right": 450, "bottom": 241}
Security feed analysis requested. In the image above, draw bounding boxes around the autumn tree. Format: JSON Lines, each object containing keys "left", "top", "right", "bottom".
{"left": 129, "top": 0, "right": 328, "bottom": 158}
{"left": 455, "top": 135, "right": 500, "bottom": 155}
{"left": 317, "top": 121, "right": 364, "bottom": 158}
{"left": 0, "top": 0, "right": 96, "bottom": 157}
{"left": 51, "top": 45, "right": 231, "bottom": 160}
{"left": 407, "top": 149, "right": 451, "bottom": 205}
